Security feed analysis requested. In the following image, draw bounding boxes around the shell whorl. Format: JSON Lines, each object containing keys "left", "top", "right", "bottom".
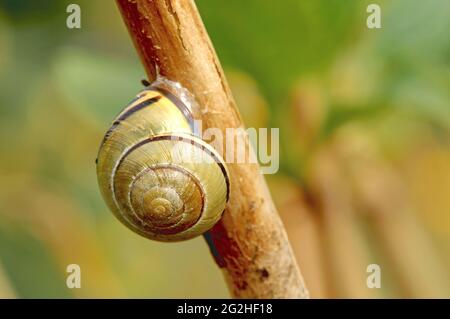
{"left": 129, "top": 165, "right": 204, "bottom": 235}
{"left": 96, "top": 86, "right": 229, "bottom": 242}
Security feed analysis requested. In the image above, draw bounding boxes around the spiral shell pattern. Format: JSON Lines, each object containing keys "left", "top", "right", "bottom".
{"left": 96, "top": 87, "right": 229, "bottom": 242}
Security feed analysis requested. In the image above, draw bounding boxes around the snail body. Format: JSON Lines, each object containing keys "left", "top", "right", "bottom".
{"left": 96, "top": 81, "right": 229, "bottom": 242}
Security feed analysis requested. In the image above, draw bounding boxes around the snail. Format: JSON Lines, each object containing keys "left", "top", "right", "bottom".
{"left": 96, "top": 78, "right": 230, "bottom": 242}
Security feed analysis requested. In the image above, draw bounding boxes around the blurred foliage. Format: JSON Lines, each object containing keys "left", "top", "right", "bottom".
{"left": 0, "top": 0, "right": 449, "bottom": 298}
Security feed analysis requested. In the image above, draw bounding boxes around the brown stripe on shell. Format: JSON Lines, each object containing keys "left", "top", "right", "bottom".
{"left": 153, "top": 87, "right": 195, "bottom": 131}
{"left": 115, "top": 95, "right": 161, "bottom": 122}
{"left": 127, "top": 164, "right": 205, "bottom": 235}
{"left": 113, "top": 135, "right": 230, "bottom": 202}
{"left": 97, "top": 95, "right": 162, "bottom": 153}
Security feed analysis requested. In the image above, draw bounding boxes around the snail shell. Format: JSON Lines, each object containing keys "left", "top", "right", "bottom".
{"left": 96, "top": 82, "right": 229, "bottom": 242}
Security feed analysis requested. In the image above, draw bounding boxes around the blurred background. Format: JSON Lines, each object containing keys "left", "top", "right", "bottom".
{"left": 0, "top": 0, "right": 449, "bottom": 298}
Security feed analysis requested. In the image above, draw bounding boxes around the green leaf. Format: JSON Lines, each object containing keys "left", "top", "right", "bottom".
{"left": 52, "top": 47, "right": 145, "bottom": 126}
{"left": 0, "top": 219, "right": 72, "bottom": 298}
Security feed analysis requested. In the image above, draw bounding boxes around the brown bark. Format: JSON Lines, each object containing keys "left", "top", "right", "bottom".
{"left": 268, "top": 175, "right": 329, "bottom": 298}
{"left": 115, "top": 0, "right": 308, "bottom": 298}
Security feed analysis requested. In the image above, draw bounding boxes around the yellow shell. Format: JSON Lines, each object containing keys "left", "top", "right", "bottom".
{"left": 96, "top": 87, "right": 229, "bottom": 242}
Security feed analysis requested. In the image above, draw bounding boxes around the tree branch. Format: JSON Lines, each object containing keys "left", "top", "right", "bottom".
{"left": 116, "top": 0, "right": 308, "bottom": 298}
